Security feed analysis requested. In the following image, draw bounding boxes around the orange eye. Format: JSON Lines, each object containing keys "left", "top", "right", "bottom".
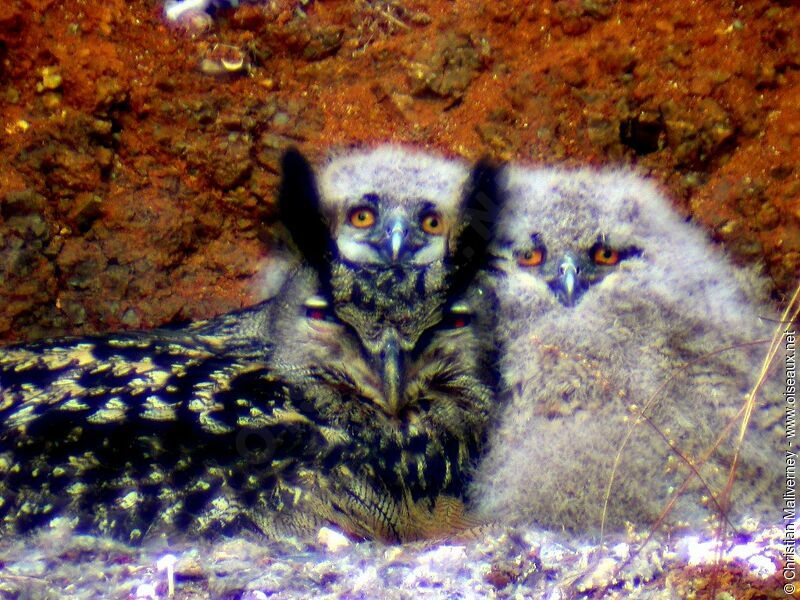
{"left": 420, "top": 212, "right": 444, "bottom": 235}
{"left": 592, "top": 245, "right": 620, "bottom": 266}
{"left": 516, "top": 248, "right": 545, "bottom": 267}
{"left": 348, "top": 207, "right": 376, "bottom": 229}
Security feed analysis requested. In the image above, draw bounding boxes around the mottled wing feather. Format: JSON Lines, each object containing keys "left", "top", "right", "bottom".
{"left": 0, "top": 333, "right": 327, "bottom": 541}
{"left": 0, "top": 329, "right": 488, "bottom": 543}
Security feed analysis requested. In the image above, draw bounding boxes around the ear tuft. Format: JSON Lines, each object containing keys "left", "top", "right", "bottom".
{"left": 449, "top": 160, "right": 504, "bottom": 295}
{"left": 278, "top": 148, "right": 335, "bottom": 287}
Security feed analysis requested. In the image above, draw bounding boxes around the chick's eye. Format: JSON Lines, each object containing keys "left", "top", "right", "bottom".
{"left": 420, "top": 212, "right": 444, "bottom": 235}
{"left": 348, "top": 207, "right": 376, "bottom": 229}
{"left": 591, "top": 244, "right": 620, "bottom": 266}
{"left": 516, "top": 247, "right": 545, "bottom": 267}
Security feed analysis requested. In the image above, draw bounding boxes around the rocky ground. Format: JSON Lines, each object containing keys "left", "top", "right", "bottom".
{"left": 0, "top": 520, "right": 787, "bottom": 598}
{"left": 0, "top": 0, "right": 798, "bottom": 342}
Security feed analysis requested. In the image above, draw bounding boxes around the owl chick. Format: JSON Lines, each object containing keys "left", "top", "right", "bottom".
{"left": 0, "top": 148, "right": 504, "bottom": 544}
{"left": 470, "top": 166, "right": 785, "bottom": 536}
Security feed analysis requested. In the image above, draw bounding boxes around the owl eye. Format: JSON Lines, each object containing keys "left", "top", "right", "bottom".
{"left": 441, "top": 302, "right": 472, "bottom": 329}
{"left": 304, "top": 296, "right": 336, "bottom": 322}
{"left": 348, "top": 207, "right": 376, "bottom": 229}
{"left": 420, "top": 211, "right": 444, "bottom": 235}
{"left": 515, "top": 247, "right": 545, "bottom": 267}
{"left": 590, "top": 243, "right": 620, "bottom": 266}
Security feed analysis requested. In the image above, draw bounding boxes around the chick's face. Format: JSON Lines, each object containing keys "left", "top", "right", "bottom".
{"left": 318, "top": 146, "right": 469, "bottom": 267}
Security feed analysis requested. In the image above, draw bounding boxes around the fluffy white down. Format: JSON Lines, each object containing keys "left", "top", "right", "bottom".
{"left": 471, "top": 165, "right": 783, "bottom": 535}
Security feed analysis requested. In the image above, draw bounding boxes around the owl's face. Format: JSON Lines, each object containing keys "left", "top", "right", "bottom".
{"left": 318, "top": 146, "right": 469, "bottom": 266}
{"left": 267, "top": 264, "right": 497, "bottom": 426}
{"left": 498, "top": 229, "right": 642, "bottom": 308}
{"left": 492, "top": 167, "right": 727, "bottom": 319}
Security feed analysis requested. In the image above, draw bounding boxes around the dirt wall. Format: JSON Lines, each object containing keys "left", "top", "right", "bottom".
{"left": 1, "top": 0, "right": 798, "bottom": 341}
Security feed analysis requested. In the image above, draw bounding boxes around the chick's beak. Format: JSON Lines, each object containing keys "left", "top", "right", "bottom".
{"left": 548, "top": 254, "right": 580, "bottom": 307}
{"left": 560, "top": 258, "right": 577, "bottom": 306}
{"left": 387, "top": 217, "right": 408, "bottom": 262}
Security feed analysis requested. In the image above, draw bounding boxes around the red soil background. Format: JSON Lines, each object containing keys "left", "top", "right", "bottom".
{"left": 0, "top": 0, "right": 798, "bottom": 342}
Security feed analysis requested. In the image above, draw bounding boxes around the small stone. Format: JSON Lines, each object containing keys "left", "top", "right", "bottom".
{"left": 317, "top": 526, "right": 351, "bottom": 552}
{"left": 755, "top": 203, "right": 780, "bottom": 230}
{"left": 484, "top": 561, "right": 519, "bottom": 589}
{"left": 95, "top": 76, "right": 127, "bottom": 110}
{"left": 212, "top": 140, "right": 252, "bottom": 190}
{"left": 303, "top": 26, "right": 344, "bottom": 61}
{"left": 41, "top": 92, "right": 61, "bottom": 109}
{"left": 39, "top": 66, "right": 62, "bottom": 91}
{"left": 134, "top": 583, "right": 157, "bottom": 599}
{"left": 4, "top": 86, "right": 20, "bottom": 103}
{"left": 586, "top": 114, "right": 619, "bottom": 149}
{"left": 415, "top": 544, "right": 467, "bottom": 570}
{"left": 68, "top": 193, "right": 103, "bottom": 232}
{"left": 575, "top": 556, "right": 619, "bottom": 592}
{"left": 199, "top": 44, "right": 249, "bottom": 76}
{"left": 2, "top": 189, "right": 45, "bottom": 216}
{"left": 175, "top": 555, "right": 204, "bottom": 578}
{"left": 121, "top": 308, "right": 139, "bottom": 328}
{"left": 408, "top": 32, "right": 486, "bottom": 100}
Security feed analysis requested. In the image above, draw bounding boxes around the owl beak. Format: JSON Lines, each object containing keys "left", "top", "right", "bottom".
{"left": 387, "top": 217, "right": 408, "bottom": 262}
{"left": 555, "top": 255, "right": 578, "bottom": 307}
{"left": 379, "top": 334, "right": 404, "bottom": 416}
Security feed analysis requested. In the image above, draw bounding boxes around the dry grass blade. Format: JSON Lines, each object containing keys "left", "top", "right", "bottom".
{"left": 601, "top": 280, "right": 800, "bottom": 591}
{"left": 600, "top": 338, "right": 772, "bottom": 542}
{"left": 723, "top": 282, "right": 800, "bottom": 505}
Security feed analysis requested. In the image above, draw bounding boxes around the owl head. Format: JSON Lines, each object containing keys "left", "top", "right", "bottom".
{"left": 492, "top": 166, "right": 769, "bottom": 338}
{"left": 317, "top": 145, "right": 470, "bottom": 266}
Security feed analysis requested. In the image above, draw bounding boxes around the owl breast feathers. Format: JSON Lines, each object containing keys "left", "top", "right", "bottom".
{"left": 471, "top": 166, "right": 785, "bottom": 534}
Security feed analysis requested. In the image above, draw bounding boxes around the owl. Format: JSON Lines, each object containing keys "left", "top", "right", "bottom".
{"left": 0, "top": 148, "right": 504, "bottom": 543}
{"left": 469, "top": 166, "right": 785, "bottom": 536}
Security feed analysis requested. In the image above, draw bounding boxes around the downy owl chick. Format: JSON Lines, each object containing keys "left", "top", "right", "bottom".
{"left": 470, "top": 166, "right": 784, "bottom": 536}
{"left": 0, "top": 148, "right": 504, "bottom": 543}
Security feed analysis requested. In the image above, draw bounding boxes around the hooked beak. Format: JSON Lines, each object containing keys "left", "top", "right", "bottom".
{"left": 551, "top": 255, "right": 579, "bottom": 307}
{"left": 379, "top": 334, "right": 404, "bottom": 416}
{"left": 387, "top": 217, "right": 407, "bottom": 262}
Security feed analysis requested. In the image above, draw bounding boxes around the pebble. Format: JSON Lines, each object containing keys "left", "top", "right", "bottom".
{"left": 38, "top": 66, "right": 62, "bottom": 91}
{"left": 317, "top": 526, "right": 351, "bottom": 552}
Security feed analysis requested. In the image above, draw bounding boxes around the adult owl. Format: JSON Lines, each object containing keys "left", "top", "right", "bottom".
{"left": 198, "top": 143, "right": 473, "bottom": 398}
{"left": 0, "top": 148, "right": 503, "bottom": 544}
{"left": 470, "top": 166, "right": 785, "bottom": 536}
